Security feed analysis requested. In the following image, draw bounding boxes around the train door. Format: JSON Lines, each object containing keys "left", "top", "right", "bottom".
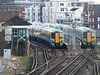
{"left": 87, "top": 32, "right": 91, "bottom": 43}
{"left": 55, "top": 32, "right": 59, "bottom": 43}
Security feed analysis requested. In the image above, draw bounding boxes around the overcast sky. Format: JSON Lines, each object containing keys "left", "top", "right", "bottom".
{"left": 79, "top": 0, "right": 100, "bottom": 4}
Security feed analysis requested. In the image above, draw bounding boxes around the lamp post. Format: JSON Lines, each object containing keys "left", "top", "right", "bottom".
{"left": 72, "top": 22, "right": 76, "bottom": 51}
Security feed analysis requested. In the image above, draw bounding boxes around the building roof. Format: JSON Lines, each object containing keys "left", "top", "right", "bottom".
{"left": 2, "top": 16, "right": 32, "bottom": 26}
{"left": 70, "top": 8, "right": 78, "bottom": 11}
{"left": 0, "top": 11, "right": 19, "bottom": 22}
{"left": 84, "top": 4, "right": 100, "bottom": 13}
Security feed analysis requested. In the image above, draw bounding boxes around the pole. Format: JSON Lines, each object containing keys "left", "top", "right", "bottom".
{"left": 73, "top": 23, "right": 76, "bottom": 51}
{"left": 73, "top": 12, "right": 76, "bottom": 51}
{"left": 15, "top": 69, "right": 16, "bottom": 75}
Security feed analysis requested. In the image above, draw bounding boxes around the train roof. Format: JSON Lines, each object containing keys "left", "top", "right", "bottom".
{"left": 76, "top": 26, "right": 95, "bottom": 32}
{"left": 32, "top": 26, "right": 63, "bottom": 32}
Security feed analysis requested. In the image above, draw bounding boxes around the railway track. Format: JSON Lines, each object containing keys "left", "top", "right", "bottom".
{"left": 28, "top": 38, "right": 99, "bottom": 75}
{"left": 55, "top": 53, "right": 89, "bottom": 75}
{"left": 27, "top": 39, "right": 70, "bottom": 75}
{"left": 45, "top": 48, "right": 99, "bottom": 75}
{"left": 27, "top": 40, "right": 57, "bottom": 75}
{"left": 67, "top": 48, "right": 99, "bottom": 75}
{"left": 40, "top": 49, "right": 67, "bottom": 75}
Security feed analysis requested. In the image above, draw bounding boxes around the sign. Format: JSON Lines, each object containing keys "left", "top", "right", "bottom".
{"left": 12, "top": 62, "right": 19, "bottom": 69}
{"left": 5, "top": 35, "right": 11, "bottom": 41}
{"left": 5, "top": 27, "right": 12, "bottom": 41}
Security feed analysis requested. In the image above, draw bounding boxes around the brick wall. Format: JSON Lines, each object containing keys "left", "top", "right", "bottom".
{"left": 0, "top": 30, "right": 4, "bottom": 50}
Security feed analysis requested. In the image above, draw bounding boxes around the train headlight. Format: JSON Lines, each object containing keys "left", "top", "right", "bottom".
{"left": 51, "top": 39, "right": 54, "bottom": 42}
{"left": 92, "top": 38, "right": 95, "bottom": 42}
{"left": 83, "top": 38, "right": 86, "bottom": 42}
{"left": 60, "top": 38, "right": 63, "bottom": 42}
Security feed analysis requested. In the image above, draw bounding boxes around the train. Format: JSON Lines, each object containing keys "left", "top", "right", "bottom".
{"left": 34, "top": 23, "right": 73, "bottom": 42}
{"left": 75, "top": 26, "right": 96, "bottom": 48}
{"left": 29, "top": 26, "right": 64, "bottom": 47}
{"left": 31, "top": 22, "right": 96, "bottom": 48}
{"left": 48, "top": 24, "right": 96, "bottom": 48}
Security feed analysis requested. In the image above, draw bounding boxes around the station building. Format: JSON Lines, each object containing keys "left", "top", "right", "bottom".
{"left": 0, "top": 15, "right": 32, "bottom": 56}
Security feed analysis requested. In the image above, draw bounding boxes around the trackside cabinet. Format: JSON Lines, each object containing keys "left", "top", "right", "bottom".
{"left": 4, "top": 49, "right": 11, "bottom": 59}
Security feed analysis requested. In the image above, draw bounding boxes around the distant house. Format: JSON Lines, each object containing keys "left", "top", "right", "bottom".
{"left": 83, "top": 4, "right": 100, "bottom": 29}
{"left": 19, "top": 7, "right": 25, "bottom": 20}
{"left": 0, "top": 11, "right": 19, "bottom": 23}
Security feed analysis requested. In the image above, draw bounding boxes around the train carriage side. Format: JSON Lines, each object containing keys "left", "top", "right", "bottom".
{"left": 29, "top": 26, "right": 64, "bottom": 47}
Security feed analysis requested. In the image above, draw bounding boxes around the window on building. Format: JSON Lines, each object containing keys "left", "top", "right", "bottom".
{"left": 74, "top": 3, "right": 76, "bottom": 6}
{"left": 50, "top": 2, "right": 52, "bottom": 7}
{"left": 89, "top": 11, "right": 91, "bottom": 15}
{"left": 33, "top": 9, "right": 35, "bottom": 13}
{"left": 38, "top": 9, "right": 40, "bottom": 13}
{"left": 68, "top": 3, "right": 70, "bottom": 7}
{"left": 33, "top": 13, "right": 35, "bottom": 16}
{"left": 27, "top": 9, "right": 30, "bottom": 13}
{"left": 75, "top": 19, "right": 80, "bottom": 21}
{"left": 38, "top": 13, "right": 40, "bottom": 16}
{"left": 92, "top": 18, "right": 94, "bottom": 22}
{"left": 89, "top": 25, "right": 91, "bottom": 28}
{"left": 38, "top": 19, "right": 40, "bottom": 21}
{"left": 61, "top": 8, "right": 64, "bottom": 11}
{"left": 98, "top": 17, "right": 100, "bottom": 21}
{"left": 12, "top": 29, "right": 17, "bottom": 37}
{"left": 60, "top": 3, "right": 64, "bottom": 6}
{"left": 28, "top": 13, "right": 30, "bottom": 19}
{"left": 36, "top": 3, "right": 39, "bottom": 6}
{"left": 82, "top": 3, "right": 84, "bottom": 6}
{"left": 90, "top": 18, "right": 91, "bottom": 22}
{"left": 92, "top": 11, "right": 94, "bottom": 15}
{"left": 92, "top": 25, "right": 94, "bottom": 28}
{"left": 98, "top": 24, "right": 100, "bottom": 29}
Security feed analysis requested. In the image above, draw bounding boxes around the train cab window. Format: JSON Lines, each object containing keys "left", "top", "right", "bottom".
{"left": 60, "top": 33, "right": 63, "bottom": 38}
{"left": 51, "top": 33, "right": 55, "bottom": 38}
{"left": 83, "top": 32, "right": 87, "bottom": 38}
{"left": 91, "top": 32, "right": 95, "bottom": 37}
{"left": 60, "top": 27, "right": 63, "bottom": 30}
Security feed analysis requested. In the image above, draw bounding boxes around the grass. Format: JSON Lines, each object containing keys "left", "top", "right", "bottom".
{"left": 18, "top": 51, "right": 32, "bottom": 60}
{"left": 0, "top": 69, "right": 8, "bottom": 74}
{"left": 29, "top": 51, "right": 33, "bottom": 55}
{"left": 18, "top": 56, "right": 30, "bottom": 60}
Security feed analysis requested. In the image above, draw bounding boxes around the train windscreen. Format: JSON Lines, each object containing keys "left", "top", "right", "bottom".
{"left": 51, "top": 32, "right": 55, "bottom": 38}
{"left": 60, "top": 33, "right": 63, "bottom": 38}
{"left": 91, "top": 32, "right": 95, "bottom": 37}
{"left": 83, "top": 32, "right": 87, "bottom": 38}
